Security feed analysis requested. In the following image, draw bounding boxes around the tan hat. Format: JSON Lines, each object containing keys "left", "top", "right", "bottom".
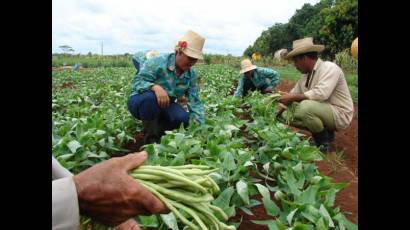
{"left": 239, "top": 59, "right": 257, "bottom": 74}
{"left": 146, "top": 50, "right": 159, "bottom": 59}
{"left": 175, "top": 30, "right": 205, "bottom": 60}
{"left": 285, "top": 37, "right": 325, "bottom": 60}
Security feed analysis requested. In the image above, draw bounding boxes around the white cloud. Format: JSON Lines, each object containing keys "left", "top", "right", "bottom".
{"left": 52, "top": 0, "right": 320, "bottom": 56}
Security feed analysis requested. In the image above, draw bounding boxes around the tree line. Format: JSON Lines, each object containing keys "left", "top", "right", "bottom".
{"left": 244, "top": 0, "right": 358, "bottom": 60}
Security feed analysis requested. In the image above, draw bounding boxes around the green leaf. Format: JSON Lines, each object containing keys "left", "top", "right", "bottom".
{"left": 310, "top": 176, "right": 323, "bottom": 184}
{"left": 266, "top": 184, "right": 280, "bottom": 192}
{"left": 137, "top": 215, "right": 159, "bottom": 228}
{"left": 332, "top": 182, "right": 349, "bottom": 190}
{"left": 286, "top": 168, "right": 301, "bottom": 196}
{"left": 222, "top": 152, "right": 237, "bottom": 171}
{"left": 225, "top": 205, "right": 236, "bottom": 217}
{"left": 293, "top": 223, "right": 314, "bottom": 230}
{"left": 263, "top": 162, "right": 270, "bottom": 173}
{"left": 319, "top": 204, "right": 335, "bottom": 227}
{"left": 301, "top": 205, "right": 320, "bottom": 223}
{"left": 274, "top": 190, "right": 286, "bottom": 200}
{"left": 240, "top": 207, "right": 254, "bottom": 216}
{"left": 324, "top": 188, "right": 336, "bottom": 207}
{"left": 98, "top": 138, "right": 105, "bottom": 147}
{"left": 208, "top": 142, "right": 221, "bottom": 156}
{"left": 236, "top": 180, "right": 250, "bottom": 205}
{"left": 213, "top": 186, "right": 235, "bottom": 209}
{"left": 251, "top": 220, "right": 280, "bottom": 230}
{"left": 295, "top": 185, "right": 319, "bottom": 205}
{"left": 208, "top": 172, "right": 224, "bottom": 184}
{"left": 79, "top": 159, "right": 95, "bottom": 167}
{"left": 287, "top": 208, "right": 298, "bottom": 225}
{"left": 160, "top": 213, "right": 179, "bottom": 230}
{"left": 67, "top": 140, "right": 81, "bottom": 153}
{"left": 246, "top": 199, "right": 262, "bottom": 208}
{"left": 57, "top": 153, "right": 74, "bottom": 160}
{"left": 292, "top": 162, "right": 303, "bottom": 174}
{"left": 295, "top": 172, "right": 306, "bottom": 190}
{"left": 170, "top": 151, "right": 185, "bottom": 166}
{"left": 244, "top": 160, "right": 253, "bottom": 167}
{"left": 298, "top": 146, "right": 322, "bottom": 161}
{"left": 333, "top": 213, "right": 358, "bottom": 230}
{"left": 255, "top": 183, "right": 270, "bottom": 199}
{"left": 86, "top": 151, "right": 108, "bottom": 158}
{"left": 95, "top": 130, "right": 106, "bottom": 135}
{"left": 224, "top": 124, "right": 239, "bottom": 132}
{"left": 256, "top": 183, "right": 280, "bottom": 216}
{"left": 315, "top": 217, "right": 327, "bottom": 230}
{"left": 339, "top": 222, "right": 346, "bottom": 230}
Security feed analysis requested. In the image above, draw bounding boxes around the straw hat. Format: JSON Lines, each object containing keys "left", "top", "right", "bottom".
{"left": 175, "top": 30, "right": 205, "bottom": 60}
{"left": 239, "top": 59, "right": 257, "bottom": 74}
{"left": 146, "top": 50, "right": 160, "bottom": 59}
{"left": 285, "top": 37, "right": 325, "bottom": 60}
{"left": 351, "top": 37, "right": 358, "bottom": 60}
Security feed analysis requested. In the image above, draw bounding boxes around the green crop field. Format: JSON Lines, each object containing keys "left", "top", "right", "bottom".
{"left": 52, "top": 62, "right": 357, "bottom": 230}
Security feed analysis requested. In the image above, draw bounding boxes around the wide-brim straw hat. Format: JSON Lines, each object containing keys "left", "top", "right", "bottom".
{"left": 285, "top": 37, "right": 325, "bottom": 60}
{"left": 239, "top": 59, "right": 257, "bottom": 74}
{"left": 146, "top": 50, "right": 160, "bottom": 59}
{"left": 175, "top": 30, "right": 205, "bottom": 60}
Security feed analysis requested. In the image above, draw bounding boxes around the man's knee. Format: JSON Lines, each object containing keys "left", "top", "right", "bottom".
{"left": 294, "top": 100, "right": 316, "bottom": 117}
{"left": 128, "top": 92, "right": 159, "bottom": 120}
{"left": 173, "top": 110, "right": 189, "bottom": 127}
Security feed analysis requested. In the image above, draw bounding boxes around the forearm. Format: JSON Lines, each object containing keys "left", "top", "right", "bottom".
{"left": 279, "top": 93, "right": 308, "bottom": 105}
{"left": 188, "top": 102, "right": 205, "bottom": 125}
{"left": 291, "top": 93, "right": 308, "bottom": 102}
{"left": 234, "top": 77, "right": 244, "bottom": 97}
{"left": 233, "top": 87, "right": 242, "bottom": 97}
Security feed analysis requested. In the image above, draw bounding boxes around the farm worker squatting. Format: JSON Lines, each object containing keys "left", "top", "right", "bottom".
{"left": 234, "top": 59, "right": 280, "bottom": 97}
{"left": 52, "top": 151, "right": 168, "bottom": 230}
{"left": 132, "top": 50, "right": 161, "bottom": 74}
{"left": 277, "top": 37, "right": 354, "bottom": 153}
{"left": 127, "top": 30, "right": 205, "bottom": 144}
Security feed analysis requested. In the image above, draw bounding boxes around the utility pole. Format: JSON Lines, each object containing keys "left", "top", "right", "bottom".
{"left": 101, "top": 41, "right": 104, "bottom": 56}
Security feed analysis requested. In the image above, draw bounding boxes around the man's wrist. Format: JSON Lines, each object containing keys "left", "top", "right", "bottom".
{"left": 294, "top": 93, "right": 307, "bottom": 102}
{"left": 150, "top": 84, "right": 157, "bottom": 92}
{"left": 73, "top": 175, "right": 86, "bottom": 213}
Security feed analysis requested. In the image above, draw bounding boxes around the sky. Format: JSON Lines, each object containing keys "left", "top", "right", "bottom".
{"left": 52, "top": 0, "right": 320, "bottom": 56}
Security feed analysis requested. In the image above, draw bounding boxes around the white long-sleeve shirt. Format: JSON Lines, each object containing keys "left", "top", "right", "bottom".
{"left": 290, "top": 59, "right": 354, "bottom": 130}
{"left": 52, "top": 157, "right": 79, "bottom": 230}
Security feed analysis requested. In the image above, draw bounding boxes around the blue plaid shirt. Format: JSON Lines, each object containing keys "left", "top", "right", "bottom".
{"left": 129, "top": 53, "right": 204, "bottom": 124}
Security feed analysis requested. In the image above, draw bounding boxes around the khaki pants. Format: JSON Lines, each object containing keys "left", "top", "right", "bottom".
{"left": 282, "top": 100, "right": 335, "bottom": 133}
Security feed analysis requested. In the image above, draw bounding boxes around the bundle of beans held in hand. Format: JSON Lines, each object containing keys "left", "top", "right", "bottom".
{"left": 130, "top": 164, "right": 236, "bottom": 230}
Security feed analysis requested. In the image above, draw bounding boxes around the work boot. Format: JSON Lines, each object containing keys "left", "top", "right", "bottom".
{"left": 142, "top": 119, "right": 161, "bottom": 144}
{"left": 312, "top": 129, "right": 330, "bottom": 153}
{"left": 327, "top": 130, "right": 335, "bottom": 142}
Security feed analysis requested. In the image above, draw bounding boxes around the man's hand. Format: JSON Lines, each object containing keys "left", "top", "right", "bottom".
{"left": 278, "top": 91, "right": 307, "bottom": 105}
{"left": 151, "top": 84, "right": 169, "bottom": 108}
{"left": 74, "top": 151, "right": 169, "bottom": 227}
{"left": 275, "top": 102, "right": 287, "bottom": 116}
{"left": 279, "top": 93, "right": 295, "bottom": 105}
{"left": 177, "top": 95, "right": 187, "bottom": 106}
{"left": 278, "top": 91, "right": 292, "bottom": 105}
{"left": 263, "top": 87, "right": 273, "bottom": 93}
{"left": 277, "top": 102, "right": 287, "bottom": 112}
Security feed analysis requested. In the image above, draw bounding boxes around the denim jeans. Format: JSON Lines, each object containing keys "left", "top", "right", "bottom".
{"left": 127, "top": 91, "right": 189, "bottom": 130}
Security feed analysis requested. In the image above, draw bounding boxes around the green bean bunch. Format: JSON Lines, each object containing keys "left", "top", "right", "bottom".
{"left": 130, "top": 165, "right": 236, "bottom": 230}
